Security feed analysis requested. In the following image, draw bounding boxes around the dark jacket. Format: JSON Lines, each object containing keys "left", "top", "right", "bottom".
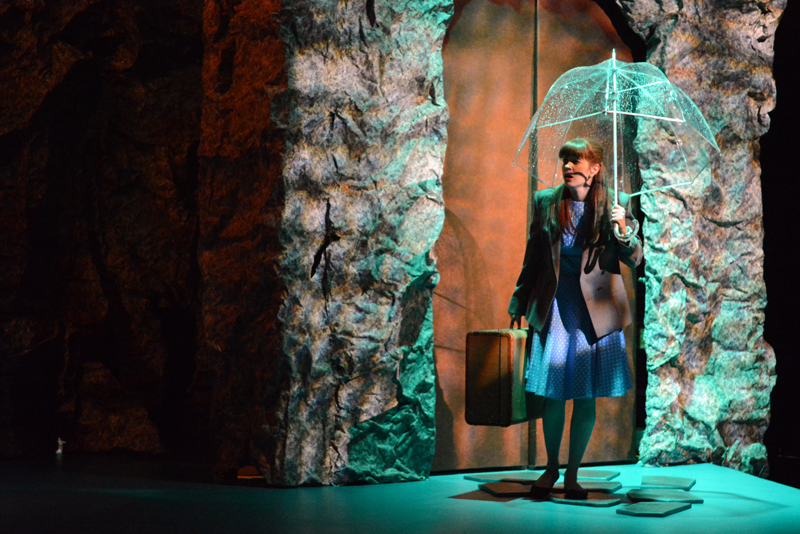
{"left": 508, "top": 186, "right": 642, "bottom": 339}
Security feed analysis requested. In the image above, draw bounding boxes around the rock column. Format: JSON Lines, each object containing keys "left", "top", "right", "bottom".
{"left": 198, "top": 0, "right": 288, "bottom": 475}
{"left": 617, "top": 0, "right": 784, "bottom": 474}
{"left": 263, "top": 0, "right": 452, "bottom": 485}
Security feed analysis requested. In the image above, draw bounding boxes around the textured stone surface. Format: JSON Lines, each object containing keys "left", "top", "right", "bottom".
{"left": 198, "top": 0, "right": 287, "bottom": 477}
{"left": 0, "top": 0, "right": 450, "bottom": 483}
{"left": 71, "top": 361, "right": 164, "bottom": 453}
{"left": 617, "top": 0, "right": 783, "bottom": 475}
{"left": 265, "top": 0, "right": 451, "bottom": 485}
{"left": 0, "top": 0, "right": 206, "bottom": 457}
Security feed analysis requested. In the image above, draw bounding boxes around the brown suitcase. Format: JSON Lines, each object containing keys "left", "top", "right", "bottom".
{"left": 465, "top": 329, "right": 544, "bottom": 427}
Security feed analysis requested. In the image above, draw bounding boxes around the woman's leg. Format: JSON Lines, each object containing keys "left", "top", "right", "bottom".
{"left": 533, "top": 398, "right": 566, "bottom": 489}
{"left": 563, "top": 397, "right": 596, "bottom": 491}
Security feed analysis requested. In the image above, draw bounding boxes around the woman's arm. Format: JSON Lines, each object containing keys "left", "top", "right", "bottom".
{"left": 508, "top": 194, "right": 547, "bottom": 326}
{"left": 616, "top": 231, "right": 642, "bottom": 268}
{"left": 611, "top": 199, "right": 642, "bottom": 268}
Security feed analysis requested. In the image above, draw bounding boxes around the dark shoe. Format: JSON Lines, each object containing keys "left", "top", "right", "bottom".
{"left": 564, "top": 488, "right": 588, "bottom": 500}
{"left": 529, "top": 485, "right": 551, "bottom": 499}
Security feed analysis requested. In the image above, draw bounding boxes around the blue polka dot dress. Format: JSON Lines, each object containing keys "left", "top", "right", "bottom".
{"left": 524, "top": 201, "right": 632, "bottom": 400}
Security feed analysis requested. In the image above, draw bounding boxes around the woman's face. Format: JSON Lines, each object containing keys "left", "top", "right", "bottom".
{"left": 562, "top": 157, "right": 599, "bottom": 188}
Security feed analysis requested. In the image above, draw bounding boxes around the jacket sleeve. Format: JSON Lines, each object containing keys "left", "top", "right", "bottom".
{"left": 508, "top": 193, "right": 546, "bottom": 317}
{"left": 616, "top": 193, "right": 642, "bottom": 269}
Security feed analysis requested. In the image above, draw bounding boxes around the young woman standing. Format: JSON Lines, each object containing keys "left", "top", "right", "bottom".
{"left": 509, "top": 138, "right": 641, "bottom": 499}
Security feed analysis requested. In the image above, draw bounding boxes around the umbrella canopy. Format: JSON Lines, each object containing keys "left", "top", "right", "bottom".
{"left": 513, "top": 51, "right": 720, "bottom": 204}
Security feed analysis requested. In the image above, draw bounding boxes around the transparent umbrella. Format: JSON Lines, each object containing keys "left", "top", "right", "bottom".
{"left": 513, "top": 51, "right": 720, "bottom": 207}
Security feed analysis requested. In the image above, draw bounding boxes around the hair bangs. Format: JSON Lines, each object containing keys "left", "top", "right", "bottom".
{"left": 558, "top": 138, "right": 595, "bottom": 163}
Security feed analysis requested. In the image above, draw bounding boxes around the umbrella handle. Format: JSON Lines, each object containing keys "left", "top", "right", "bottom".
{"left": 614, "top": 219, "right": 640, "bottom": 244}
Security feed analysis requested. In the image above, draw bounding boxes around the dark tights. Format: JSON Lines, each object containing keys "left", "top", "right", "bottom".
{"left": 533, "top": 397, "right": 596, "bottom": 492}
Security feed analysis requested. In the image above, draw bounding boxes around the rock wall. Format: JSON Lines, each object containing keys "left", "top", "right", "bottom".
{"left": 0, "top": 0, "right": 451, "bottom": 484}
{"left": 0, "top": 0, "right": 206, "bottom": 457}
{"left": 198, "top": 0, "right": 287, "bottom": 477}
{"left": 617, "top": 0, "right": 783, "bottom": 474}
{"left": 265, "top": 0, "right": 452, "bottom": 485}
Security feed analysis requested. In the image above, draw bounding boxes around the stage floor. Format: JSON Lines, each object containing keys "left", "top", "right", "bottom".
{"left": 3, "top": 459, "right": 799, "bottom": 533}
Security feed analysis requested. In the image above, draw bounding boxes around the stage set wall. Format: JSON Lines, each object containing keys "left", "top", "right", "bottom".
{"left": 0, "top": 0, "right": 783, "bottom": 485}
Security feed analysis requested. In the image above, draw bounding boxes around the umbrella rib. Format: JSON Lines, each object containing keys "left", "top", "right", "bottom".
{"left": 558, "top": 73, "right": 607, "bottom": 91}
{"left": 629, "top": 179, "right": 694, "bottom": 197}
{"left": 609, "top": 110, "right": 685, "bottom": 123}
{"left": 613, "top": 70, "right": 676, "bottom": 112}
{"left": 670, "top": 87, "right": 721, "bottom": 150}
{"left": 567, "top": 88, "right": 608, "bottom": 95}
{"left": 535, "top": 111, "right": 605, "bottom": 129}
{"left": 614, "top": 79, "right": 670, "bottom": 93}
{"left": 637, "top": 113, "right": 708, "bottom": 198}
{"left": 694, "top": 130, "right": 721, "bottom": 150}
{"left": 511, "top": 113, "right": 539, "bottom": 177}
{"left": 541, "top": 84, "right": 608, "bottom": 96}
{"left": 615, "top": 68, "right": 664, "bottom": 85}
{"left": 513, "top": 160, "right": 548, "bottom": 185}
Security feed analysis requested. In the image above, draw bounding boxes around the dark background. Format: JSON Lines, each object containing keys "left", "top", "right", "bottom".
{"left": 761, "top": 0, "right": 800, "bottom": 489}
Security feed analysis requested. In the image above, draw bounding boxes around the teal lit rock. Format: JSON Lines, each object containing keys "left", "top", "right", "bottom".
{"left": 345, "top": 287, "right": 437, "bottom": 483}
{"left": 618, "top": 0, "right": 782, "bottom": 475}
{"left": 263, "top": 0, "right": 452, "bottom": 485}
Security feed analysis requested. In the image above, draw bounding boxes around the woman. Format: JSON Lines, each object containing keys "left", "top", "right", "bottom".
{"left": 508, "top": 138, "right": 642, "bottom": 499}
